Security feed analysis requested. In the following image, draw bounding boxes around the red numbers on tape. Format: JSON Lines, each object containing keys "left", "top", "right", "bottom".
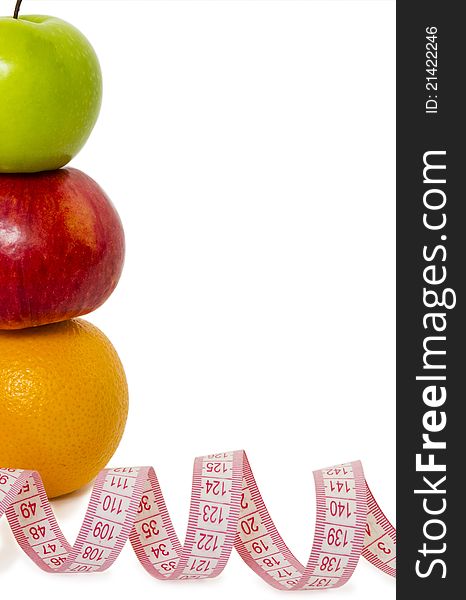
{"left": 0, "top": 452, "right": 396, "bottom": 590}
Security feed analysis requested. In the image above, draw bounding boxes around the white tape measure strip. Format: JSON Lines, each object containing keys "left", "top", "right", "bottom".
{"left": 0, "top": 450, "right": 395, "bottom": 590}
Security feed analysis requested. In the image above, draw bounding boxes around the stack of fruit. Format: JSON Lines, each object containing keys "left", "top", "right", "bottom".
{"left": 0, "top": 6, "right": 129, "bottom": 498}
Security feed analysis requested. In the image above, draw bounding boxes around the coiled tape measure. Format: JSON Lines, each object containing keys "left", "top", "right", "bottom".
{"left": 0, "top": 450, "right": 395, "bottom": 590}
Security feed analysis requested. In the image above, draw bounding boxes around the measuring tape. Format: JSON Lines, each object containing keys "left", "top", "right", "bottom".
{"left": 0, "top": 450, "right": 395, "bottom": 590}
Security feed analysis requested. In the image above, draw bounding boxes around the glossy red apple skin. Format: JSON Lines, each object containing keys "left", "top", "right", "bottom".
{"left": 0, "top": 168, "right": 125, "bottom": 329}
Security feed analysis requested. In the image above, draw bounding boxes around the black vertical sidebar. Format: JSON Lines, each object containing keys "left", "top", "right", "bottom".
{"left": 397, "top": 1, "right": 463, "bottom": 597}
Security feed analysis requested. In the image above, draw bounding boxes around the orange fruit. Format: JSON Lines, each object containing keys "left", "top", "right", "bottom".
{"left": 0, "top": 318, "right": 128, "bottom": 498}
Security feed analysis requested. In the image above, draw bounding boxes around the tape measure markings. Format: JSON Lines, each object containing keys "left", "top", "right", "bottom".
{"left": 0, "top": 450, "right": 395, "bottom": 590}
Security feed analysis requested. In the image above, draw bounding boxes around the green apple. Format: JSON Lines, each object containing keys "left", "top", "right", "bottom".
{"left": 0, "top": 12, "right": 102, "bottom": 173}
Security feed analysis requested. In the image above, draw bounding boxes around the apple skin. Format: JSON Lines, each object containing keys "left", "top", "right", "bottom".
{"left": 0, "top": 15, "right": 102, "bottom": 173}
{"left": 0, "top": 168, "right": 125, "bottom": 329}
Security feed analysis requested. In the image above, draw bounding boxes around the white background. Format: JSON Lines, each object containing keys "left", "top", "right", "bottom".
{"left": 0, "top": 1, "right": 396, "bottom": 598}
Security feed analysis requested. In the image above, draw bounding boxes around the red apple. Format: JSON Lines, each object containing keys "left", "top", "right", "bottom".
{"left": 0, "top": 168, "right": 124, "bottom": 329}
